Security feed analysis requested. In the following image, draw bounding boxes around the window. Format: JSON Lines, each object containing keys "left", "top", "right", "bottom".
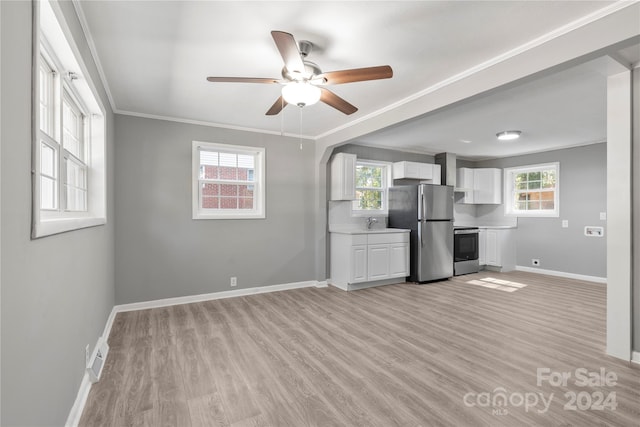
{"left": 352, "top": 160, "right": 392, "bottom": 215}
{"left": 32, "top": 0, "right": 106, "bottom": 238}
{"left": 192, "top": 141, "right": 265, "bottom": 219}
{"left": 504, "top": 162, "right": 559, "bottom": 217}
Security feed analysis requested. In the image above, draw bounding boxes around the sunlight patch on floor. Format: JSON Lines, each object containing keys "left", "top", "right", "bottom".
{"left": 466, "top": 277, "right": 528, "bottom": 292}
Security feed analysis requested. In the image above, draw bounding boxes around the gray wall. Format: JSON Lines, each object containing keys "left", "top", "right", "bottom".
{"left": 114, "top": 115, "right": 316, "bottom": 304}
{"left": 1, "top": 2, "right": 115, "bottom": 425}
{"left": 633, "top": 68, "right": 639, "bottom": 354}
{"left": 475, "top": 143, "right": 607, "bottom": 278}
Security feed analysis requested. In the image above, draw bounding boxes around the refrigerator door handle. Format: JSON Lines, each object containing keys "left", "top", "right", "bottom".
{"left": 420, "top": 221, "right": 424, "bottom": 248}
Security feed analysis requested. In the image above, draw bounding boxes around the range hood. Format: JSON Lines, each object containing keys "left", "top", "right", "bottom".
{"left": 435, "top": 152, "right": 471, "bottom": 192}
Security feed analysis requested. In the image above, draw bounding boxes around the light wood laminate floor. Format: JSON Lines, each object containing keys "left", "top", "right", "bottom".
{"left": 80, "top": 271, "right": 640, "bottom": 426}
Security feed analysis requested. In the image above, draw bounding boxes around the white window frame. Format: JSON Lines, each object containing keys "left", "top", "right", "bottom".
{"left": 192, "top": 141, "right": 265, "bottom": 220}
{"left": 504, "top": 162, "right": 560, "bottom": 217}
{"left": 351, "top": 160, "right": 392, "bottom": 216}
{"left": 32, "top": 0, "right": 106, "bottom": 238}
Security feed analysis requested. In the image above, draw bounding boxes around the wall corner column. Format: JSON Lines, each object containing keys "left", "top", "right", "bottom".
{"left": 606, "top": 69, "right": 633, "bottom": 360}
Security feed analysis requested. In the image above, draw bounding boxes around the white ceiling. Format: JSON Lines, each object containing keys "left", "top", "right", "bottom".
{"left": 357, "top": 59, "right": 610, "bottom": 160}
{"left": 74, "top": 1, "right": 640, "bottom": 159}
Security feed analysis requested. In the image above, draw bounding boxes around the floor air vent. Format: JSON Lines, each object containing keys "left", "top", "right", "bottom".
{"left": 87, "top": 337, "right": 109, "bottom": 383}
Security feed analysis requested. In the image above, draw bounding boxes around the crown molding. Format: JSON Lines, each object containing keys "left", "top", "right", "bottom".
{"left": 316, "top": 0, "right": 640, "bottom": 142}
{"left": 115, "top": 109, "right": 315, "bottom": 140}
{"left": 71, "top": 0, "right": 638, "bottom": 143}
{"left": 71, "top": 0, "right": 117, "bottom": 113}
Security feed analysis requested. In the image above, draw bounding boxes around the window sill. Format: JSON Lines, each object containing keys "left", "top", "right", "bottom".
{"left": 505, "top": 212, "right": 559, "bottom": 218}
{"left": 32, "top": 216, "right": 106, "bottom": 239}
{"left": 193, "top": 212, "right": 265, "bottom": 220}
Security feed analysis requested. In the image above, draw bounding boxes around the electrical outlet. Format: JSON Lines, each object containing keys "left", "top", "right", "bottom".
{"left": 85, "top": 344, "right": 91, "bottom": 366}
{"left": 562, "top": 220, "right": 569, "bottom": 228}
{"left": 230, "top": 276, "right": 237, "bottom": 287}
{"left": 600, "top": 212, "right": 607, "bottom": 220}
{"left": 532, "top": 259, "right": 540, "bottom": 266}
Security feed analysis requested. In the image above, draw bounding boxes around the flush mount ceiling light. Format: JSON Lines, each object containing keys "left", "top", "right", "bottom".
{"left": 496, "top": 130, "right": 522, "bottom": 141}
{"left": 281, "top": 81, "right": 321, "bottom": 107}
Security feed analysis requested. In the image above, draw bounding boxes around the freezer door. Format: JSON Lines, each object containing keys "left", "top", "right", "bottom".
{"left": 389, "top": 185, "right": 419, "bottom": 226}
{"left": 418, "top": 184, "right": 453, "bottom": 220}
{"left": 416, "top": 220, "right": 453, "bottom": 282}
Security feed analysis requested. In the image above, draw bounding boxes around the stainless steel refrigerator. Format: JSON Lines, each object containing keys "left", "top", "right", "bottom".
{"left": 388, "top": 184, "right": 454, "bottom": 282}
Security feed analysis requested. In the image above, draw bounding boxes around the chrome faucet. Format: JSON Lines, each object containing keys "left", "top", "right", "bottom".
{"left": 366, "top": 217, "right": 378, "bottom": 230}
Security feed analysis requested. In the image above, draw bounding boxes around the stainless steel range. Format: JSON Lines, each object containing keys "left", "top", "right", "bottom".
{"left": 454, "top": 226, "right": 479, "bottom": 276}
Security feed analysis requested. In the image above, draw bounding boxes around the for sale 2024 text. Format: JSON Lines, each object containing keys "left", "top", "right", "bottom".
{"left": 537, "top": 367, "right": 618, "bottom": 411}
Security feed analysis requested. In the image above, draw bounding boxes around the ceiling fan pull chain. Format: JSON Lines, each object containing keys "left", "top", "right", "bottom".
{"left": 299, "top": 108, "right": 303, "bottom": 150}
{"left": 280, "top": 96, "right": 284, "bottom": 136}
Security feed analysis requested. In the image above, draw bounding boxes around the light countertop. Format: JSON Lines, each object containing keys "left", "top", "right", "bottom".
{"left": 329, "top": 226, "right": 411, "bottom": 235}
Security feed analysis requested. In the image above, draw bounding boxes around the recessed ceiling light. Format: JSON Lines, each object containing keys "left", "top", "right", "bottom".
{"left": 496, "top": 130, "right": 522, "bottom": 141}
{"left": 460, "top": 139, "right": 472, "bottom": 144}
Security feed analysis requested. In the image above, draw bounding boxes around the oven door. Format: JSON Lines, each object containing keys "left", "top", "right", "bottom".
{"left": 454, "top": 230, "right": 479, "bottom": 262}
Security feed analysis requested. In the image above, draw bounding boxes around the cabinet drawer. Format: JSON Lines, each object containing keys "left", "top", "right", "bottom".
{"left": 349, "top": 234, "right": 368, "bottom": 246}
{"left": 368, "top": 232, "right": 409, "bottom": 245}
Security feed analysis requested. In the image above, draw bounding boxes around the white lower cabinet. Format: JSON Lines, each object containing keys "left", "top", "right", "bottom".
{"left": 478, "top": 229, "right": 486, "bottom": 265}
{"left": 478, "top": 228, "right": 516, "bottom": 272}
{"left": 484, "top": 229, "right": 500, "bottom": 266}
{"left": 351, "top": 245, "right": 368, "bottom": 283}
{"left": 330, "top": 231, "right": 410, "bottom": 290}
{"left": 368, "top": 245, "right": 391, "bottom": 280}
{"left": 389, "top": 244, "right": 410, "bottom": 276}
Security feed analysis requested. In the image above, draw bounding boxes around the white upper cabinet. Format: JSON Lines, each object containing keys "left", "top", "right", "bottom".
{"left": 456, "top": 168, "right": 475, "bottom": 202}
{"left": 330, "top": 153, "right": 357, "bottom": 200}
{"left": 474, "top": 168, "right": 502, "bottom": 204}
{"left": 393, "top": 161, "right": 434, "bottom": 180}
{"left": 456, "top": 167, "right": 502, "bottom": 204}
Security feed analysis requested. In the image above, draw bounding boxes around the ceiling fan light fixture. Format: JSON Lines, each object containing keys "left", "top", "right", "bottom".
{"left": 282, "top": 82, "right": 321, "bottom": 107}
{"left": 496, "top": 130, "right": 522, "bottom": 141}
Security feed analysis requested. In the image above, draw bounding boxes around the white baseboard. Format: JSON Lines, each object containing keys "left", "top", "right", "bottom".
{"left": 65, "top": 372, "right": 92, "bottom": 427}
{"left": 632, "top": 351, "right": 640, "bottom": 365}
{"left": 328, "top": 278, "right": 406, "bottom": 291}
{"left": 66, "top": 278, "right": 324, "bottom": 426}
{"left": 101, "top": 307, "right": 118, "bottom": 349}
{"left": 115, "top": 280, "right": 324, "bottom": 312}
{"left": 515, "top": 266, "right": 606, "bottom": 284}
{"left": 328, "top": 279, "right": 348, "bottom": 291}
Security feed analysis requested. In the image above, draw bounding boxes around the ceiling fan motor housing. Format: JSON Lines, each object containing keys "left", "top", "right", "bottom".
{"left": 207, "top": 31, "right": 391, "bottom": 116}
{"left": 298, "top": 40, "right": 314, "bottom": 58}
{"left": 282, "top": 61, "right": 322, "bottom": 82}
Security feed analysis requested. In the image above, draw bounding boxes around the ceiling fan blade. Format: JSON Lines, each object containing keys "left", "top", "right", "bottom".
{"left": 320, "top": 88, "right": 358, "bottom": 115}
{"left": 207, "top": 77, "right": 280, "bottom": 84}
{"left": 265, "top": 96, "right": 288, "bottom": 116}
{"left": 271, "top": 31, "right": 305, "bottom": 75}
{"left": 318, "top": 65, "right": 393, "bottom": 85}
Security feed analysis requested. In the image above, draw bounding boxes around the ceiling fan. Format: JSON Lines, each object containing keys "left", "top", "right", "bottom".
{"left": 206, "top": 31, "right": 393, "bottom": 116}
